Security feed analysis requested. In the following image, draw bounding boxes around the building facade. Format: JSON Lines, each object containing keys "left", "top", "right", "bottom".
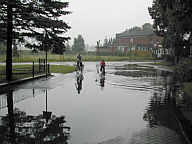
{"left": 115, "top": 29, "right": 162, "bottom": 53}
{"left": 96, "top": 26, "right": 163, "bottom": 56}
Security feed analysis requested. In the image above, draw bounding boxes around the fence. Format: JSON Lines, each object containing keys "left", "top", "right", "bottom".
{"left": 0, "top": 58, "right": 50, "bottom": 83}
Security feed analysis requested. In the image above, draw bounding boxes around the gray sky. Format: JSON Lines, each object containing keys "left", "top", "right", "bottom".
{"left": 64, "top": 0, "right": 153, "bottom": 46}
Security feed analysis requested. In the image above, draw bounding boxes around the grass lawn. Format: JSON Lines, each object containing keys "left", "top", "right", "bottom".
{"left": 0, "top": 64, "right": 45, "bottom": 82}
{"left": 183, "top": 82, "right": 192, "bottom": 98}
{"left": 0, "top": 64, "right": 76, "bottom": 82}
{"left": 10, "top": 54, "right": 153, "bottom": 62}
{"left": 1, "top": 52, "right": 155, "bottom": 63}
{"left": 50, "top": 65, "right": 76, "bottom": 74}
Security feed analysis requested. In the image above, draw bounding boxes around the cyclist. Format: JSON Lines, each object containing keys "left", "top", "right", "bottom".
{"left": 100, "top": 59, "right": 105, "bottom": 75}
{"left": 77, "top": 54, "right": 83, "bottom": 72}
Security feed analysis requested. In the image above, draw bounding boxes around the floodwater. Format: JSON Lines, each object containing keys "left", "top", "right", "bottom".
{"left": 0, "top": 62, "right": 185, "bottom": 144}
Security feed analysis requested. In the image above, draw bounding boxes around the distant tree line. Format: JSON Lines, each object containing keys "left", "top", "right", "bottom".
{"left": 72, "top": 34, "right": 85, "bottom": 52}
{"left": 102, "top": 37, "right": 115, "bottom": 48}
{"left": 65, "top": 34, "right": 96, "bottom": 54}
{"left": 149, "top": 0, "right": 192, "bottom": 63}
{"left": 0, "top": 0, "right": 71, "bottom": 54}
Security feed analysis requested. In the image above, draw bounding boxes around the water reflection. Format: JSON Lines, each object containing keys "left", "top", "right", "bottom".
{"left": 100, "top": 73, "right": 105, "bottom": 88}
{"left": 143, "top": 76, "right": 182, "bottom": 134}
{"left": 0, "top": 88, "right": 36, "bottom": 110}
{"left": 43, "top": 90, "right": 52, "bottom": 124}
{"left": 95, "top": 64, "right": 105, "bottom": 89}
{"left": 0, "top": 62, "right": 189, "bottom": 144}
{"left": 114, "top": 64, "right": 171, "bottom": 78}
{"left": 112, "top": 64, "right": 186, "bottom": 143}
{"left": 6, "top": 90, "right": 15, "bottom": 143}
{"left": 0, "top": 89, "right": 70, "bottom": 144}
{"left": 75, "top": 71, "right": 84, "bottom": 94}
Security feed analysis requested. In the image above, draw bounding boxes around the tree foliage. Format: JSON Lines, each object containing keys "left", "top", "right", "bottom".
{"left": 102, "top": 37, "right": 115, "bottom": 48}
{"left": 72, "top": 35, "right": 85, "bottom": 52}
{"left": 142, "top": 23, "right": 153, "bottom": 30}
{"left": 0, "top": 0, "right": 71, "bottom": 54}
{"left": 149, "top": 0, "right": 192, "bottom": 62}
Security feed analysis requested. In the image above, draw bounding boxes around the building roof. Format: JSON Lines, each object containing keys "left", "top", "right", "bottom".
{"left": 116, "top": 29, "right": 154, "bottom": 38}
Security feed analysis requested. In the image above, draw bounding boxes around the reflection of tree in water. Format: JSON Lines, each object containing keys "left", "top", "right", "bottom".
{"left": 143, "top": 76, "right": 181, "bottom": 134}
{"left": 0, "top": 108, "right": 70, "bottom": 144}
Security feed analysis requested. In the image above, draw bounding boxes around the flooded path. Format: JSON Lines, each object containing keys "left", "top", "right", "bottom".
{"left": 0, "top": 62, "right": 185, "bottom": 144}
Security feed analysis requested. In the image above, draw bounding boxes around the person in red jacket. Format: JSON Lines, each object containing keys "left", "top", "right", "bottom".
{"left": 100, "top": 59, "right": 105, "bottom": 75}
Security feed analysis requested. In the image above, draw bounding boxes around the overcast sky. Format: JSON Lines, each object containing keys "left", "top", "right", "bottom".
{"left": 64, "top": 0, "right": 153, "bottom": 46}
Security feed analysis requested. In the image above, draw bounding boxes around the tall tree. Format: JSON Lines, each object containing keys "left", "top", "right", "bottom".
{"left": 103, "top": 37, "right": 108, "bottom": 47}
{"left": 149, "top": 0, "right": 192, "bottom": 63}
{"left": 0, "top": 0, "right": 71, "bottom": 54}
{"left": 72, "top": 35, "right": 85, "bottom": 52}
{"left": 102, "top": 37, "right": 114, "bottom": 48}
{"left": 0, "top": 0, "right": 7, "bottom": 42}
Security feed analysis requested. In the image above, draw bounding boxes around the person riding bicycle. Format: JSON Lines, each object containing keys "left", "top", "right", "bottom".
{"left": 100, "top": 59, "right": 105, "bottom": 75}
{"left": 77, "top": 54, "right": 83, "bottom": 72}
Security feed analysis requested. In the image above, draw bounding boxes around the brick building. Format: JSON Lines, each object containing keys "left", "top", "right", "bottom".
{"left": 115, "top": 29, "right": 162, "bottom": 53}
{"left": 96, "top": 24, "right": 163, "bottom": 56}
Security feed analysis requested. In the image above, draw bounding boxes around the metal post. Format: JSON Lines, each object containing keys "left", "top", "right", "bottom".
{"left": 48, "top": 63, "right": 50, "bottom": 74}
{"left": 44, "top": 59, "right": 45, "bottom": 72}
{"left": 46, "top": 90, "right": 47, "bottom": 112}
{"left": 45, "top": 89, "right": 48, "bottom": 123}
{"left": 32, "top": 61, "right": 34, "bottom": 78}
{"left": 46, "top": 49, "right": 47, "bottom": 78}
{"left": 44, "top": 31, "right": 49, "bottom": 78}
{"left": 39, "top": 58, "right": 40, "bottom": 72}
{"left": 6, "top": 0, "right": 13, "bottom": 81}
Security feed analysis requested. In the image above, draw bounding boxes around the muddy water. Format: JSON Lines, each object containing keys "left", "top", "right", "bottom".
{"left": 0, "top": 62, "right": 185, "bottom": 144}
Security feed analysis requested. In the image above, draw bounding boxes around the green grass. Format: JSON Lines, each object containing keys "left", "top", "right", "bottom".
{"left": 0, "top": 64, "right": 34, "bottom": 72}
{"left": 183, "top": 82, "right": 192, "bottom": 98}
{"left": 0, "top": 64, "right": 45, "bottom": 82}
{"left": 0, "top": 64, "right": 76, "bottom": 74}
{"left": 12, "top": 54, "right": 153, "bottom": 62}
{"left": 0, "top": 51, "right": 155, "bottom": 63}
{"left": 0, "top": 64, "right": 76, "bottom": 82}
{"left": 50, "top": 65, "right": 76, "bottom": 74}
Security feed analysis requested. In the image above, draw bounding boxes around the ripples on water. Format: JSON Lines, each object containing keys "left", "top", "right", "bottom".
{"left": 0, "top": 62, "right": 189, "bottom": 144}
{"left": 106, "top": 63, "right": 186, "bottom": 144}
